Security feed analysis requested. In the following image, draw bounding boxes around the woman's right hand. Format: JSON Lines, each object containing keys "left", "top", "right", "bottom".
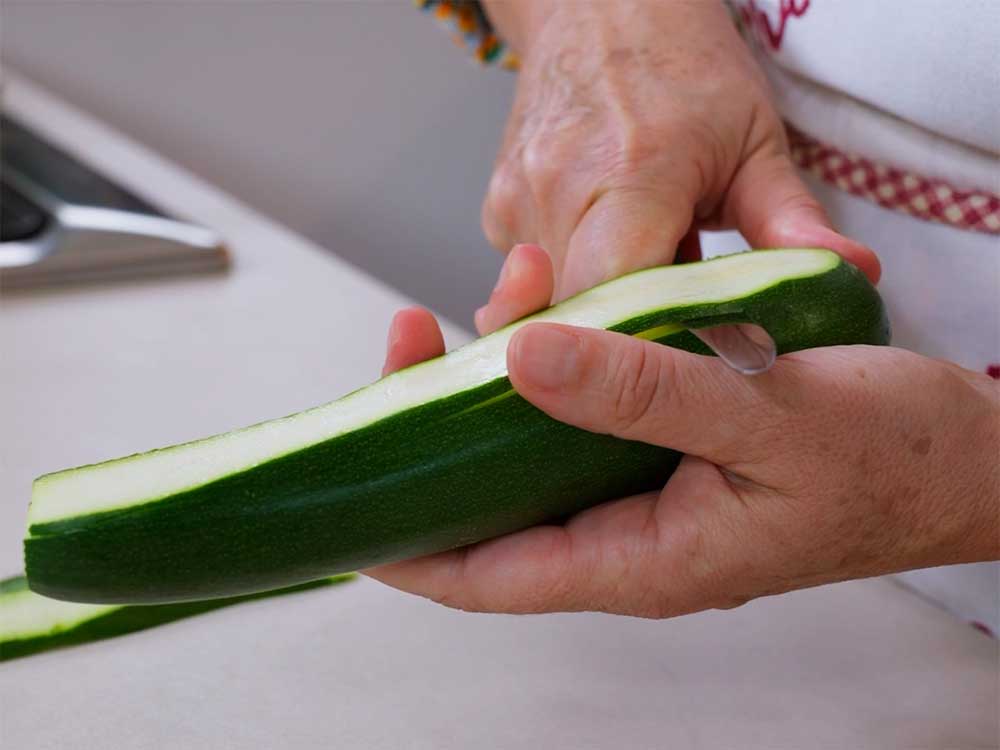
{"left": 368, "top": 303, "right": 1000, "bottom": 617}
{"left": 474, "top": 0, "right": 879, "bottom": 335}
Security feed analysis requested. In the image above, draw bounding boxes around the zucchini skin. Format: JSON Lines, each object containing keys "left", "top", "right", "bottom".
{"left": 25, "top": 254, "right": 889, "bottom": 604}
{"left": 0, "top": 574, "right": 354, "bottom": 661}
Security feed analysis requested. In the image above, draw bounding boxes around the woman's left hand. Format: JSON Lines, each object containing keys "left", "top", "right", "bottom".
{"left": 473, "top": 0, "right": 880, "bottom": 335}
{"left": 367, "top": 303, "right": 999, "bottom": 617}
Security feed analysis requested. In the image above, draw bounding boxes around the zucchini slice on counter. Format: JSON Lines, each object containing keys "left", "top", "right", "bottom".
{"left": 24, "top": 249, "right": 890, "bottom": 604}
{"left": 0, "top": 573, "right": 354, "bottom": 661}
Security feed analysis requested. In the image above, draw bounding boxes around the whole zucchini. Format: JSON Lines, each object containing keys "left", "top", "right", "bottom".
{"left": 24, "top": 249, "right": 890, "bottom": 604}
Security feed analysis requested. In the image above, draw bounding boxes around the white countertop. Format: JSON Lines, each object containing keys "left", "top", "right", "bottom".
{"left": 1, "top": 74, "right": 996, "bottom": 749}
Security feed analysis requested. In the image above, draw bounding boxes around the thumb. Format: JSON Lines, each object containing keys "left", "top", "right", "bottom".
{"left": 507, "top": 323, "right": 776, "bottom": 464}
{"left": 727, "top": 153, "right": 881, "bottom": 284}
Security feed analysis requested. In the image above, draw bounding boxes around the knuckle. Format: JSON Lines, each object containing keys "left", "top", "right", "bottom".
{"left": 508, "top": 579, "right": 573, "bottom": 615}
{"left": 503, "top": 536, "right": 580, "bottom": 614}
{"left": 689, "top": 121, "right": 732, "bottom": 199}
{"left": 619, "top": 126, "right": 665, "bottom": 175}
{"left": 426, "top": 578, "right": 479, "bottom": 612}
{"left": 606, "top": 342, "right": 665, "bottom": 433}
{"left": 600, "top": 123, "right": 657, "bottom": 183}
{"left": 482, "top": 165, "right": 521, "bottom": 248}
{"left": 428, "top": 588, "right": 474, "bottom": 612}
{"left": 772, "top": 184, "right": 821, "bottom": 218}
{"left": 602, "top": 116, "right": 693, "bottom": 185}
{"left": 715, "top": 594, "right": 755, "bottom": 611}
{"left": 423, "top": 549, "right": 484, "bottom": 613}
{"left": 487, "top": 165, "right": 520, "bottom": 217}
{"left": 631, "top": 593, "right": 681, "bottom": 620}
{"left": 480, "top": 199, "right": 507, "bottom": 252}
{"left": 520, "top": 133, "right": 565, "bottom": 194}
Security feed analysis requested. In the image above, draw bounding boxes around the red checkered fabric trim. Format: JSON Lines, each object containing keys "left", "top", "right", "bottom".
{"left": 788, "top": 128, "right": 1000, "bottom": 235}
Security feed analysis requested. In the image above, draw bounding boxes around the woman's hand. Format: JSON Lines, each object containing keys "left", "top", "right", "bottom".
{"left": 366, "top": 306, "right": 999, "bottom": 617}
{"left": 473, "top": 0, "right": 879, "bottom": 335}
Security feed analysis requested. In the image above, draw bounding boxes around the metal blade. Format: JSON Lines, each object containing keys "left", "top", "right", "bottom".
{"left": 692, "top": 323, "right": 776, "bottom": 375}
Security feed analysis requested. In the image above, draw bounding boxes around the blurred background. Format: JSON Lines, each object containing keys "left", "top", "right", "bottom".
{"left": 3, "top": 1, "right": 515, "bottom": 325}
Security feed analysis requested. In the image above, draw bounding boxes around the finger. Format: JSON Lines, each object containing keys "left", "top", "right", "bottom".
{"left": 480, "top": 88, "right": 536, "bottom": 253}
{"left": 474, "top": 244, "right": 555, "bottom": 335}
{"left": 366, "top": 456, "right": 760, "bottom": 617}
{"left": 481, "top": 161, "right": 538, "bottom": 254}
{"left": 481, "top": 171, "right": 517, "bottom": 253}
{"left": 365, "top": 490, "right": 664, "bottom": 615}
{"left": 726, "top": 152, "right": 882, "bottom": 284}
{"left": 507, "top": 323, "right": 782, "bottom": 464}
{"left": 381, "top": 307, "right": 446, "bottom": 377}
{"left": 558, "top": 185, "right": 694, "bottom": 301}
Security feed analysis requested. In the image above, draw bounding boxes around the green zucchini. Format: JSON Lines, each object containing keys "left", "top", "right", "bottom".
{"left": 24, "top": 249, "right": 890, "bottom": 604}
{"left": 0, "top": 573, "right": 354, "bottom": 661}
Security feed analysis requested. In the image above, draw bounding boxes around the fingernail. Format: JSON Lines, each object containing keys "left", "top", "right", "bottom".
{"left": 511, "top": 325, "right": 581, "bottom": 390}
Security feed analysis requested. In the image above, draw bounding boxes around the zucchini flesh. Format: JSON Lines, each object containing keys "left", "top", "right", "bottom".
{"left": 0, "top": 573, "right": 354, "bottom": 661}
{"left": 24, "top": 249, "right": 890, "bottom": 604}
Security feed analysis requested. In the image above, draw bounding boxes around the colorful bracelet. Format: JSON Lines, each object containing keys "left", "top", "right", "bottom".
{"left": 415, "top": 0, "right": 520, "bottom": 69}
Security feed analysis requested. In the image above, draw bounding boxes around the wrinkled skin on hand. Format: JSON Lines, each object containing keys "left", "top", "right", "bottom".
{"left": 366, "top": 294, "right": 999, "bottom": 618}
{"left": 474, "top": 0, "right": 879, "bottom": 334}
